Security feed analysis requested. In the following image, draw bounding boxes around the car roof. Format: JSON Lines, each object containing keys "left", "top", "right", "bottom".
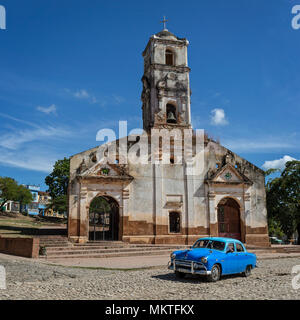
{"left": 197, "top": 237, "right": 243, "bottom": 244}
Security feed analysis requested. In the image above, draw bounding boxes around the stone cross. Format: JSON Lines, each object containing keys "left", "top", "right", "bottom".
{"left": 161, "top": 16, "right": 168, "bottom": 30}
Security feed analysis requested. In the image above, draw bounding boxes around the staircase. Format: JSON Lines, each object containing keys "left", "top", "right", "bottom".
{"left": 37, "top": 237, "right": 300, "bottom": 260}
{"left": 246, "top": 244, "right": 300, "bottom": 256}
{"left": 38, "top": 236, "right": 71, "bottom": 248}
{"left": 38, "top": 238, "right": 188, "bottom": 260}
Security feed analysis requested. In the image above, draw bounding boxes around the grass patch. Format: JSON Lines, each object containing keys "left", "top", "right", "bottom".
{"left": 0, "top": 214, "right": 66, "bottom": 238}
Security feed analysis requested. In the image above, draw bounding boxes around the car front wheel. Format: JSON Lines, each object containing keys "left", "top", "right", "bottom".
{"left": 207, "top": 264, "right": 221, "bottom": 282}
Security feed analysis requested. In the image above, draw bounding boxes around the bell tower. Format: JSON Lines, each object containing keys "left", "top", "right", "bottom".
{"left": 141, "top": 24, "right": 192, "bottom": 132}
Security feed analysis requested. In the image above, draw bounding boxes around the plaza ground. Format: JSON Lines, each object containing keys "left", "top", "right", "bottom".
{"left": 0, "top": 252, "right": 299, "bottom": 300}
{"left": 0, "top": 214, "right": 299, "bottom": 300}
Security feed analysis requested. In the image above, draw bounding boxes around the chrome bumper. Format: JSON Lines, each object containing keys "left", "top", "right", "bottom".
{"left": 168, "top": 259, "right": 211, "bottom": 275}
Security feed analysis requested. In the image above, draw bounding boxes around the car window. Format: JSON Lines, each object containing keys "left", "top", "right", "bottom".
{"left": 211, "top": 241, "right": 225, "bottom": 251}
{"left": 236, "top": 243, "right": 245, "bottom": 252}
{"left": 192, "top": 240, "right": 225, "bottom": 251}
{"left": 192, "top": 239, "right": 210, "bottom": 248}
{"left": 227, "top": 243, "right": 235, "bottom": 252}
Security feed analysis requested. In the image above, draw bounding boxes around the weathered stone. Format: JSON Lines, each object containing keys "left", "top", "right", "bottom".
{"left": 68, "top": 28, "right": 269, "bottom": 246}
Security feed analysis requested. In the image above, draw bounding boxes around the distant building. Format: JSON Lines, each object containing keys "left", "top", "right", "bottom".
{"left": 0, "top": 184, "right": 66, "bottom": 218}
{"left": 38, "top": 191, "right": 66, "bottom": 219}
{"left": 21, "top": 185, "right": 40, "bottom": 216}
{"left": 38, "top": 191, "right": 51, "bottom": 216}
{"left": 2, "top": 200, "right": 20, "bottom": 213}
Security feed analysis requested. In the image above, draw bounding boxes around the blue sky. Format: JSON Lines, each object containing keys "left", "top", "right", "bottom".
{"left": 0, "top": 0, "right": 299, "bottom": 190}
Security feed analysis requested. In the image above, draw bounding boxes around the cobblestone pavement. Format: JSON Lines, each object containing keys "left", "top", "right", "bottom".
{"left": 0, "top": 255, "right": 299, "bottom": 300}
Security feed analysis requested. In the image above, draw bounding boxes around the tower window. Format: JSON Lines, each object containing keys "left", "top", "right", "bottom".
{"left": 169, "top": 212, "right": 181, "bottom": 233}
{"left": 165, "top": 49, "right": 174, "bottom": 66}
{"left": 166, "top": 104, "right": 177, "bottom": 124}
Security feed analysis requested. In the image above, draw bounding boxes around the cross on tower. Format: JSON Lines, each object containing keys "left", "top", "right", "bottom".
{"left": 161, "top": 16, "right": 168, "bottom": 30}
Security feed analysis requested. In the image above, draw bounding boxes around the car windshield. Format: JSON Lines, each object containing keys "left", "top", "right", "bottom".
{"left": 192, "top": 239, "right": 226, "bottom": 251}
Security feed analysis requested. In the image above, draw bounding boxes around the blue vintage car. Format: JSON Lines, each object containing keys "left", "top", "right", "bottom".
{"left": 168, "top": 237, "right": 257, "bottom": 282}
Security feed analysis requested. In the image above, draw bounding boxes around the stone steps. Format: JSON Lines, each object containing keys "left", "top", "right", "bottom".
{"left": 45, "top": 244, "right": 184, "bottom": 252}
{"left": 38, "top": 240, "right": 187, "bottom": 260}
{"left": 248, "top": 246, "right": 300, "bottom": 255}
{"left": 40, "top": 247, "right": 184, "bottom": 260}
{"left": 40, "top": 250, "right": 175, "bottom": 260}
{"left": 39, "top": 250, "right": 172, "bottom": 261}
{"left": 44, "top": 247, "right": 181, "bottom": 257}
{"left": 39, "top": 241, "right": 70, "bottom": 247}
{"left": 38, "top": 237, "right": 300, "bottom": 260}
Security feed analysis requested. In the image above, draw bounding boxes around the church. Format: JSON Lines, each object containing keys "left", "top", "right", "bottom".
{"left": 67, "top": 26, "right": 269, "bottom": 247}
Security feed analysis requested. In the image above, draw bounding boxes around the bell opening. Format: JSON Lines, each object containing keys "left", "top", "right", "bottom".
{"left": 166, "top": 104, "right": 177, "bottom": 124}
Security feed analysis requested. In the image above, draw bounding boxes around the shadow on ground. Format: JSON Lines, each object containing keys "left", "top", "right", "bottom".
{"left": 0, "top": 225, "right": 67, "bottom": 236}
{"left": 152, "top": 272, "right": 243, "bottom": 283}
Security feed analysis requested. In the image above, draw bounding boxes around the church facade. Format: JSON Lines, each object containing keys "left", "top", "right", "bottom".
{"left": 68, "top": 28, "right": 269, "bottom": 246}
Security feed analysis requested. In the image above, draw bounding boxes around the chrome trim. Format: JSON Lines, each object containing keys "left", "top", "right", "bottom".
{"left": 168, "top": 259, "right": 211, "bottom": 275}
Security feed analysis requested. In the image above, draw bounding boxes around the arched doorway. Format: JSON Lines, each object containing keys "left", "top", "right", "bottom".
{"left": 217, "top": 197, "right": 241, "bottom": 240}
{"left": 89, "top": 196, "right": 119, "bottom": 241}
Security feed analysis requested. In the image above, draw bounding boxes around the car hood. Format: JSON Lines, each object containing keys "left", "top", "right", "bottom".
{"left": 173, "top": 248, "right": 221, "bottom": 260}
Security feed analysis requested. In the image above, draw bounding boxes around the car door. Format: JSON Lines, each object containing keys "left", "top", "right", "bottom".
{"left": 235, "top": 242, "right": 248, "bottom": 272}
{"left": 222, "top": 242, "right": 238, "bottom": 274}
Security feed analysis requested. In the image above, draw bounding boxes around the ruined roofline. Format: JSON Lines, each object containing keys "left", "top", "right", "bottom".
{"left": 208, "top": 140, "right": 265, "bottom": 175}
{"left": 142, "top": 32, "right": 188, "bottom": 57}
{"left": 70, "top": 132, "right": 265, "bottom": 175}
{"left": 70, "top": 129, "right": 200, "bottom": 159}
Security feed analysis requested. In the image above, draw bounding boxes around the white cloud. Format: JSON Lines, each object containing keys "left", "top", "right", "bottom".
{"left": 0, "top": 126, "right": 70, "bottom": 150}
{"left": 0, "top": 124, "right": 71, "bottom": 172}
{"left": 37, "top": 104, "right": 57, "bottom": 115}
{"left": 74, "top": 89, "right": 90, "bottom": 99}
{"left": 0, "top": 149, "right": 56, "bottom": 173}
{"left": 112, "top": 95, "right": 125, "bottom": 105}
{"left": 262, "top": 155, "right": 297, "bottom": 171}
{"left": 210, "top": 108, "right": 228, "bottom": 126}
{"left": 0, "top": 112, "right": 39, "bottom": 128}
{"left": 65, "top": 88, "right": 97, "bottom": 103}
{"left": 65, "top": 88, "right": 124, "bottom": 107}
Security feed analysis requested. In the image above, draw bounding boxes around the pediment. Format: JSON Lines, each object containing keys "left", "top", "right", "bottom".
{"left": 79, "top": 161, "right": 133, "bottom": 181}
{"left": 209, "top": 163, "right": 252, "bottom": 185}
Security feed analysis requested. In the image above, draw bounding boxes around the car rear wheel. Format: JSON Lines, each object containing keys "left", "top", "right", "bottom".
{"left": 207, "top": 264, "right": 221, "bottom": 282}
{"left": 243, "top": 265, "right": 252, "bottom": 277}
{"left": 175, "top": 271, "right": 185, "bottom": 279}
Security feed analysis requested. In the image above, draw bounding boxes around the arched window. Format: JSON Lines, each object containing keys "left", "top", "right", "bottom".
{"left": 166, "top": 104, "right": 177, "bottom": 124}
{"left": 165, "top": 49, "right": 174, "bottom": 66}
{"left": 169, "top": 212, "right": 181, "bottom": 233}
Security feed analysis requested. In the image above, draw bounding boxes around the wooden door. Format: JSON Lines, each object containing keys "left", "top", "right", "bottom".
{"left": 218, "top": 198, "right": 241, "bottom": 240}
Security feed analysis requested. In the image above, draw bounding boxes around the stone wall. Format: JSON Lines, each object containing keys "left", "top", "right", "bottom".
{"left": 0, "top": 237, "right": 40, "bottom": 258}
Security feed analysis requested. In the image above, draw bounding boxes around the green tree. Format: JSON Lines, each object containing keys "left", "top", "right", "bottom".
{"left": 0, "top": 177, "right": 19, "bottom": 210}
{"left": 89, "top": 197, "right": 111, "bottom": 214}
{"left": 266, "top": 160, "right": 300, "bottom": 244}
{"left": 0, "top": 177, "right": 33, "bottom": 212}
{"left": 45, "top": 158, "right": 70, "bottom": 214}
{"left": 47, "top": 195, "right": 68, "bottom": 214}
{"left": 17, "top": 184, "right": 33, "bottom": 213}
